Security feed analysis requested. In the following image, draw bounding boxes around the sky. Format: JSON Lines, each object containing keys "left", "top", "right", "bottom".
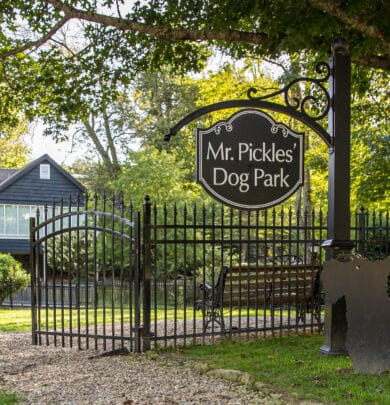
{"left": 27, "top": 126, "right": 86, "bottom": 166}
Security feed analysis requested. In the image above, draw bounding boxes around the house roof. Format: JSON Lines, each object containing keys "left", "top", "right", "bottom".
{"left": 0, "top": 154, "right": 86, "bottom": 194}
{"left": 0, "top": 168, "right": 19, "bottom": 185}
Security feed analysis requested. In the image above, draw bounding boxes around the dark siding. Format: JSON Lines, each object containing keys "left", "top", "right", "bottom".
{"left": 0, "top": 161, "right": 84, "bottom": 205}
{"left": 0, "top": 238, "right": 29, "bottom": 254}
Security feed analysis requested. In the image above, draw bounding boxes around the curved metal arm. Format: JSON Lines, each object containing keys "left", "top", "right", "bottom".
{"left": 165, "top": 99, "right": 332, "bottom": 146}
{"left": 164, "top": 62, "right": 332, "bottom": 147}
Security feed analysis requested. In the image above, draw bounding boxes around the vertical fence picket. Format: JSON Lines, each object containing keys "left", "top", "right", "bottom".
{"left": 84, "top": 194, "right": 90, "bottom": 350}
{"left": 110, "top": 195, "right": 115, "bottom": 350}
{"left": 237, "top": 209, "right": 243, "bottom": 335}
{"left": 279, "top": 209, "right": 284, "bottom": 335}
{"left": 254, "top": 209, "right": 260, "bottom": 336}
{"left": 129, "top": 202, "right": 136, "bottom": 352}
{"left": 210, "top": 204, "right": 216, "bottom": 340}
{"left": 245, "top": 210, "right": 251, "bottom": 338}
{"left": 201, "top": 204, "right": 206, "bottom": 343}
{"left": 262, "top": 208, "right": 268, "bottom": 338}
{"left": 93, "top": 194, "right": 98, "bottom": 350}
{"left": 142, "top": 196, "right": 152, "bottom": 352}
{"left": 134, "top": 211, "right": 141, "bottom": 353}
{"left": 163, "top": 203, "right": 168, "bottom": 347}
{"left": 76, "top": 194, "right": 81, "bottom": 350}
{"left": 101, "top": 194, "right": 107, "bottom": 351}
{"left": 59, "top": 198, "right": 65, "bottom": 347}
{"left": 151, "top": 203, "right": 158, "bottom": 345}
{"left": 30, "top": 217, "right": 37, "bottom": 345}
{"left": 287, "top": 207, "right": 290, "bottom": 328}
{"left": 51, "top": 200, "right": 57, "bottom": 346}
{"left": 118, "top": 195, "right": 124, "bottom": 349}
{"left": 173, "top": 203, "right": 178, "bottom": 347}
{"left": 183, "top": 204, "right": 188, "bottom": 346}
{"left": 228, "top": 206, "right": 234, "bottom": 333}
{"left": 220, "top": 204, "right": 226, "bottom": 334}
{"left": 192, "top": 203, "right": 198, "bottom": 340}
{"left": 43, "top": 202, "right": 49, "bottom": 345}
{"left": 66, "top": 195, "right": 73, "bottom": 348}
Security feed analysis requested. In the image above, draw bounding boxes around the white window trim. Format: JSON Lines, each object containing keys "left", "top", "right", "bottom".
{"left": 40, "top": 164, "right": 50, "bottom": 179}
{"left": 0, "top": 204, "right": 79, "bottom": 238}
{"left": 0, "top": 204, "right": 36, "bottom": 237}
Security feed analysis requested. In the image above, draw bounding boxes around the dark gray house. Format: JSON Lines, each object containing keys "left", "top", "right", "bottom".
{"left": 0, "top": 154, "right": 86, "bottom": 267}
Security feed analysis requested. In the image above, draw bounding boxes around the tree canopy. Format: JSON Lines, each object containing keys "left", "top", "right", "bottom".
{"left": 0, "top": 1, "right": 388, "bottom": 134}
{"left": 1, "top": 0, "right": 389, "bottom": 71}
{"left": 0, "top": 120, "right": 30, "bottom": 168}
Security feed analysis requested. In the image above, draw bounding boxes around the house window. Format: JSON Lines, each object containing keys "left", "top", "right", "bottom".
{"left": 5, "top": 205, "right": 18, "bottom": 234}
{"left": 40, "top": 164, "right": 50, "bottom": 179}
{"left": 0, "top": 205, "right": 4, "bottom": 235}
{"left": 0, "top": 204, "right": 79, "bottom": 238}
{"left": 0, "top": 205, "right": 34, "bottom": 237}
{"left": 19, "top": 206, "right": 31, "bottom": 235}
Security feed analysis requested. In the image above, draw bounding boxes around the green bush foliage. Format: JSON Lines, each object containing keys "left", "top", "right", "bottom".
{"left": 0, "top": 253, "right": 29, "bottom": 304}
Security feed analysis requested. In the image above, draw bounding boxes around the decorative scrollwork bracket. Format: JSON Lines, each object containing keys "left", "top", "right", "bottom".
{"left": 247, "top": 62, "right": 331, "bottom": 121}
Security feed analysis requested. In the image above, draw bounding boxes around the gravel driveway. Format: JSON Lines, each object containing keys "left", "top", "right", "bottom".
{"left": 0, "top": 332, "right": 319, "bottom": 404}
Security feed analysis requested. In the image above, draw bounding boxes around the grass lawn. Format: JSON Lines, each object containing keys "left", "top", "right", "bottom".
{"left": 0, "top": 389, "right": 19, "bottom": 405}
{"left": 173, "top": 334, "right": 390, "bottom": 404}
{"left": 0, "top": 308, "right": 33, "bottom": 332}
{"left": 0, "top": 307, "right": 199, "bottom": 332}
{"left": 0, "top": 307, "right": 294, "bottom": 332}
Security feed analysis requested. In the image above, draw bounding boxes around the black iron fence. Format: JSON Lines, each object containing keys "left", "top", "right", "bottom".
{"left": 1, "top": 195, "right": 388, "bottom": 352}
{"left": 144, "top": 202, "right": 325, "bottom": 350}
{"left": 353, "top": 208, "right": 390, "bottom": 260}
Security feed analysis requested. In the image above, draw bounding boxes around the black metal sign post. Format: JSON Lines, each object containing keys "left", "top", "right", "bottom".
{"left": 320, "top": 40, "right": 354, "bottom": 355}
{"left": 165, "top": 40, "right": 353, "bottom": 355}
{"left": 196, "top": 110, "right": 304, "bottom": 210}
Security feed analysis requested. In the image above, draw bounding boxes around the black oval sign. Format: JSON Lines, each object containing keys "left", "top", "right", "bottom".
{"left": 196, "top": 109, "right": 304, "bottom": 209}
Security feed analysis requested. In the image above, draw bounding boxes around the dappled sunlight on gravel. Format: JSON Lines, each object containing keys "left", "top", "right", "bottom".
{"left": 0, "top": 331, "right": 305, "bottom": 404}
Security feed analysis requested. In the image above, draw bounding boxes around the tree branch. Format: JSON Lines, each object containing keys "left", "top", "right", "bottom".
{"left": 0, "top": 16, "right": 70, "bottom": 59}
{"left": 45, "top": 0, "right": 270, "bottom": 44}
{"left": 262, "top": 57, "right": 289, "bottom": 74}
{"left": 44, "top": 0, "right": 390, "bottom": 71}
{"left": 354, "top": 54, "right": 390, "bottom": 71}
{"left": 82, "top": 118, "right": 112, "bottom": 167}
{"left": 1, "top": 0, "right": 388, "bottom": 71}
{"left": 308, "top": 0, "right": 390, "bottom": 54}
{"left": 102, "top": 107, "right": 120, "bottom": 167}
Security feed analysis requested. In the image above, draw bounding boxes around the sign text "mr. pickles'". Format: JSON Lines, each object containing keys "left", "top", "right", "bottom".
{"left": 196, "top": 110, "right": 304, "bottom": 209}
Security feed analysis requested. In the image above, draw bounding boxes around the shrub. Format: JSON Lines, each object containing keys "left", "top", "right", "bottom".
{"left": 0, "top": 253, "right": 29, "bottom": 304}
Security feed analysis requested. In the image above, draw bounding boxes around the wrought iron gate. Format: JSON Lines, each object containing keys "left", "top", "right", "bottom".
{"left": 30, "top": 195, "right": 143, "bottom": 351}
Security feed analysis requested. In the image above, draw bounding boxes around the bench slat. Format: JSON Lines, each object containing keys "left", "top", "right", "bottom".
{"left": 230, "top": 265, "right": 320, "bottom": 272}
{"left": 227, "top": 275, "right": 317, "bottom": 284}
{"left": 223, "top": 264, "right": 320, "bottom": 309}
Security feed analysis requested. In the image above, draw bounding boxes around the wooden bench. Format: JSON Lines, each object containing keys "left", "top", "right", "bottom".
{"left": 196, "top": 260, "right": 322, "bottom": 331}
